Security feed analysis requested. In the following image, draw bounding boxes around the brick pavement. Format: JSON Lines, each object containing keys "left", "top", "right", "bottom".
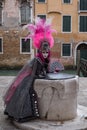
{"left": 0, "top": 76, "right": 87, "bottom": 130}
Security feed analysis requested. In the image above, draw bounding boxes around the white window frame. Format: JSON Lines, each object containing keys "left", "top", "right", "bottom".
{"left": 37, "top": 14, "right": 47, "bottom": 20}
{"left": 78, "top": 15, "right": 87, "bottom": 33}
{"left": 20, "top": 37, "right": 32, "bottom": 54}
{"left": 61, "top": 42, "right": 72, "bottom": 57}
{"left": 79, "top": 0, "right": 87, "bottom": 12}
{"left": 62, "top": 15, "right": 72, "bottom": 33}
{"left": 62, "top": 0, "right": 72, "bottom": 4}
{"left": 37, "top": 0, "right": 46, "bottom": 3}
{"left": 0, "top": 37, "right": 3, "bottom": 54}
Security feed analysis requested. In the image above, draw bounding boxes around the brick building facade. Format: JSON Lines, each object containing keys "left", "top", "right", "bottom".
{"left": 0, "top": 0, "right": 34, "bottom": 68}
{"left": 0, "top": 0, "right": 87, "bottom": 68}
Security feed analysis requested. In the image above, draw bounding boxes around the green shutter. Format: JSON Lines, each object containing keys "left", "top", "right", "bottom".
{"left": 37, "top": 15, "right": 46, "bottom": 20}
{"left": 64, "top": 0, "right": 70, "bottom": 3}
{"left": 80, "top": 16, "right": 87, "bottom": 32}
{"left": 62, "top": 44, "right": 71, "bottom": 56}
{"left": 63, "top": 16, "right": 71, "bottom": 32}
{"left": 80, "top": 0, "right": 87, "bottom": 10}
{"left": 38, "top": 0, "right": 45, "bottom": 2}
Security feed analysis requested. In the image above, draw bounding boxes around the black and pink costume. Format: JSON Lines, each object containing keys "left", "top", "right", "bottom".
{"left": 4, "top": 55, "right": 49, "bottom": 122}
{"left": 3, "top": 17, "right": 56, "bottom": 123}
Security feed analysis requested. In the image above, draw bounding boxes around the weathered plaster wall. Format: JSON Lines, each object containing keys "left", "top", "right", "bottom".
{"left": 3, "top": 0, "right": 19, "bottom": 27}
{"left": 0, "top": 0, "right": 31, "bottom": 68}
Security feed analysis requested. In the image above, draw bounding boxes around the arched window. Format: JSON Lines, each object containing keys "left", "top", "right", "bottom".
{"left": 20, "top": 1, "right": 31, "bottom": 25}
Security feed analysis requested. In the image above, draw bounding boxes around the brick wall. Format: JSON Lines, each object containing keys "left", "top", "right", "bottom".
{"left": 0, "top": 29, "right": 31, "bottom": 67}
{"left": 0, "top": 0, "right": 32, "bottom": 68}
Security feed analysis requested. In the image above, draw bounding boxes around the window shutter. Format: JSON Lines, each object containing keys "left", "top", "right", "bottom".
{"left": 64, "top": 0, "right": 70, "bottom": 3}
{"left": 80, "top": 16, "right": 87, "bottom": 32}
{"left": 26, "top": 6, "right": 30, "bottom": 22}
{"left": 80, "top": 0, "right": 87, "bottom": 10}
{"left": 20, "top": 3, "right": 31, "bottom": 24}
{"left": 38, "top": 0, "right": 45, "bottom": 2}
{"left": 21, "top": 6, "right": 26, "bottom": 23}
{"left": 63, "top": 16, "right": 71, "bottom": 32}
{"left": 37, "top": 15, "right": 46, "bottom": 20}
{"left": 62, "top": 44, "right": 71, "bottom": 56}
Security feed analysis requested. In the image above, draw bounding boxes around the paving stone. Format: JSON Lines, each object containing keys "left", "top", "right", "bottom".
{"left": 0, "top": 76, "right": 20, "bottom": 130}
{"left": 0, "top": 76, "right": 87, "bottom": 130}
{"left": 13, "top": 105, "right": 87, "bottom": 130}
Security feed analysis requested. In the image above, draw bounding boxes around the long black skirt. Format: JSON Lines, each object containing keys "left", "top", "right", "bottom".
{"left": 4, "top": 75, "right": 39, "bottom": 122}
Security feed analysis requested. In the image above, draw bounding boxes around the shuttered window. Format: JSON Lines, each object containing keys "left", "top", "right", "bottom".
{"left": 80, "top": 16, "right": 87, "bottom": 32}
{"left": 63, "top": 0, "right": 70, "bottom": 3}
{"left": 62, "top": 44, "right": 71, "bottom": 56}
{"left": 38, "top": 0, "right": 45, "bottom": 2}
{"left": 37, "top": 15, "right": 46, "bottom": 20}
{"left": 63, "top": 16, "right": 71, "bottom": 32}
{"left": 80, "top": 0, "right": 87, "bottom": 11}
{"left": 20, "top": 38, "right": 31, "bottom": 54}
{"left": 20, "top": 3, "right": 31, "bottom": 25}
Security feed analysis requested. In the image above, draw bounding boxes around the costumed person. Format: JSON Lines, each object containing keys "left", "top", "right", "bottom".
{"left": 3, "top": 17, "right": 56, "bottom": 123}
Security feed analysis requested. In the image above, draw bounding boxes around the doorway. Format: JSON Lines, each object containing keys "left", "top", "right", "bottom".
{"left": 76, "top": 43, "right": 87, "bottom": 65}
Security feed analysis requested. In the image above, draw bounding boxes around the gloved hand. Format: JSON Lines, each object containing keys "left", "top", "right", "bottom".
{"left": 38, "top": 74, "right": 46, "bottom": 79}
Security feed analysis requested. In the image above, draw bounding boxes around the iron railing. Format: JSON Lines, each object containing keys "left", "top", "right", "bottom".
{"left": 77, "top": 58, "right": 87, "bottom": 77}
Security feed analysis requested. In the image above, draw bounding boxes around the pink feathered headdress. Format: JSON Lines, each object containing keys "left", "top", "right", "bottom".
{"left": 24, "top": 17, "right": 56, "bottom": 49}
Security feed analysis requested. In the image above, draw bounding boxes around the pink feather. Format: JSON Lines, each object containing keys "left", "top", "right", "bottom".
{"left": 24, "top": 17, "right": 56, "bottom": 49}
